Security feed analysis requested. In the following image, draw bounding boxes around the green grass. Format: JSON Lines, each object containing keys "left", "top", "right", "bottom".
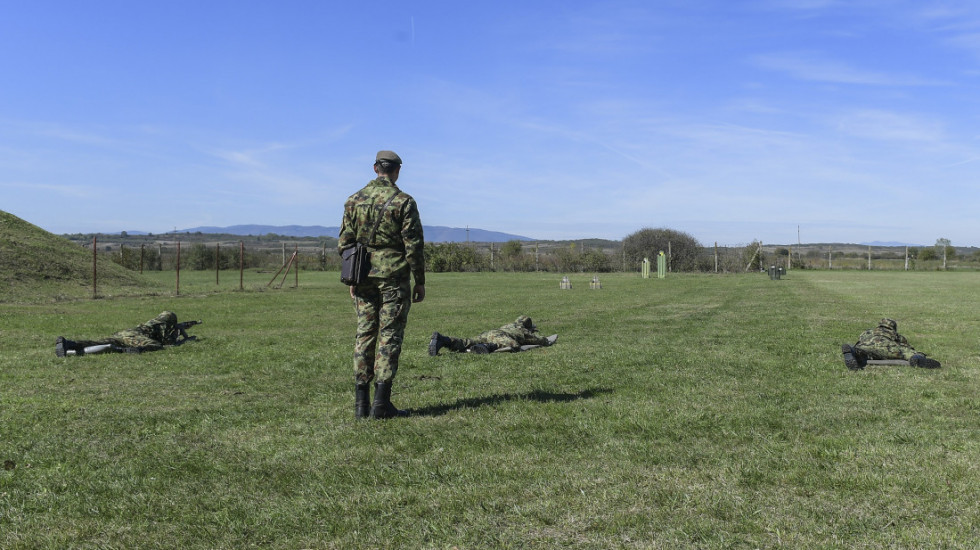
{"left": 2, "top": 270, "right": 979, "bottom": 548}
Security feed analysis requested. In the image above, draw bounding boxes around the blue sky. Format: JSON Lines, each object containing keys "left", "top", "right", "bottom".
{"left": 2, "top": 1, "right": 979, "bottom": 246}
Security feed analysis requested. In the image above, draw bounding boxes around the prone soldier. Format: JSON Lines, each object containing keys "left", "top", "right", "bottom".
{"left": 55, "top": 311, "right": 200, "bottom": 356}
{"left": 429, "top": 315, "right": 558, "bottom": 355}
{"left": 841, "top": 318, "right": 940, "bottom": 370}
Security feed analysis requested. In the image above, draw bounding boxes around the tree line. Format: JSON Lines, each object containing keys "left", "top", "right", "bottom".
{"left": 99, "top": 230, "right": 978, "bottom": 274}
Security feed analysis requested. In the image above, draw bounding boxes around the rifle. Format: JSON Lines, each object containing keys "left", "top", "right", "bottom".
{"left": 175, "top": 320, "right": 202, "bottom": 344}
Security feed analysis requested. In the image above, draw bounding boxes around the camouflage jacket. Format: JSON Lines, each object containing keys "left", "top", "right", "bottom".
{"left": 111, "top": 311, "right": 180, "bottom": 348}
{"left": 853, "top": 318, "right": 917, "bottom": 360}
{"left": 338, "top": 177, "right": 425, "bottom": 285}
{"left": 477, "top": 316, "right": 552, "bottom": 347}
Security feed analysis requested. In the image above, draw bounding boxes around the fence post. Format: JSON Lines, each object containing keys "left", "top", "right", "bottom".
{"left": 92, "top": 236, "right": 97, "bottom": 299}
{"left": 176, "top": 241, "right": 181, "bottom": 296}
{"left": 216, "top": 243, "right": 220, "bottom": 285}
{"left": 240, "top": 241, "right": 244, "bottom": 290}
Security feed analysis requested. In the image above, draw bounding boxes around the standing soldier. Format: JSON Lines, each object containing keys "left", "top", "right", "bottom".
{"left": 339, "top": 150, "right": 425, "bottom": 419}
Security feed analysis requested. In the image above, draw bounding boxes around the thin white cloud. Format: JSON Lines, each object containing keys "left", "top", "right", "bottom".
{"left": 834, "top": 109, "right": 945, "bottom": 142}
{"left": 757, "top": 0, "right": 843, "bottom": 9}
{"left": 910, "top": 4, "right": 980, "bottom": 31}
{"left": 27, "top": 123, "right": 118, "bottom": 147}
{"left": 945, "top": 32, "right": 980, "bottom": 57}
{"left": 0, "top": 181, "right": 93, "bottom": 198}
{"left": 943, "top": 154, "right": 980, "bottom": 167}
{"left": 207, "top": 142, "right": 297, "bottom": 168}
{"left": 753, "top": 52, "right": 947, "bottom": 86}
{"left": 540, "top": 7, "right": 666, "bottom": 57}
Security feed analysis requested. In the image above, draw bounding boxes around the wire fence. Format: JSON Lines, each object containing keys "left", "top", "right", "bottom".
{"left": 86, "top": 238, "right": 980, "bottom": 278}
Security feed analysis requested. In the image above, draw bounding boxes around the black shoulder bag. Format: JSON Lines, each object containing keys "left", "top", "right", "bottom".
{"left": 340, "top": 191, "right": 400, "bottom": 285}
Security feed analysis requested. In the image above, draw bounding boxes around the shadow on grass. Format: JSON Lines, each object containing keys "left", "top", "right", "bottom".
{"left": 408, "top": 387, "right": 613, "bottom": 417}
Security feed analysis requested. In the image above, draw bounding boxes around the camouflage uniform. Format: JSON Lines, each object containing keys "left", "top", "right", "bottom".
{"left": 68, "top": 311, "right": 180, "bottom": 352}
{"left": 339, "top": 175, "right": 425, "bottom": 384}
{"left": 437, "top": 315, "right": 554, "bottom": 353}
{"left": 853, "top": 318, "right": 919, "bottom": 361}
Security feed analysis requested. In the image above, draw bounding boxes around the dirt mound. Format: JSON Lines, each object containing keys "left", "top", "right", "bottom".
{"left": 0, "top": 210, "right": 161, "bottom": 302}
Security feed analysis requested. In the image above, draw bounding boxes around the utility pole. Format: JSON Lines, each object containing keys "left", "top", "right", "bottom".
{"left": 797, "top": 225, "right": 802, "bottom": 268}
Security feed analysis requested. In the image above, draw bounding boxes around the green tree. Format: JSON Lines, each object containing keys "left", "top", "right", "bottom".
{"left": 581, "top": 249, "right": 612, "bottom": 273}
{"left": 500, "top": 240, "right": 523, "bottom": 258}
{"left": 553, "top": 246, "right": 581, "bottom": 272}
{"left": 622, "top": 227, "right": 702, "bottom": 272}
{"left": 425, "top": 243, "right": 481, "bottom": 272}
{"left": 935, "top": 238, "right": 955, "bottom": 258}
{"left": 495, "top": 240, "right": 533, "bottom": 271}
{"left": 742, "top": 240, "right": 765, "bottom": 271}
{"left": 187, "top": 243, "right": 212, "bottom": 270}
{"left": 109, "top": 245, "right": 139, "bottom": 271}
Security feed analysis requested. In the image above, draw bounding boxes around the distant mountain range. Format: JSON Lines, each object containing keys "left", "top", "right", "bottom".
{"left": 166, "top": 224, "right": 534, "bottom": 243}
{"left": 860, "top": 241, "right": 924, "bottom": 247}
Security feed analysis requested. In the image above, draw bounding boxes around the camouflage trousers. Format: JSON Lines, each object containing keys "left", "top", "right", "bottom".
{"left": 853, "top": 335, "right": 917, "bottom": 361}
{"left": 74, "top": 329, "right": 165, "bottom": 352}
{"left": 352, "top": 276, "right": 412, "bottom": 384}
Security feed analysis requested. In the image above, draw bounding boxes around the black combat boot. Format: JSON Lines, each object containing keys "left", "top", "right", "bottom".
{"left": 428, "top": 332, "right": 453, "bottom": 356}
{"left": 910, "top": 354, "right": 941, "bottom": 369}
{"left": 371, "top": 381, "right": 408, "bottom": 419}
{"left": 355, "top": 383, "right": 371, "bottom": 419}
{"left": 55, "top": 337, "right": 84, "bottom": 357}
{"left": 467, "top": 343, "right": 498, "bottom": 354}
{"left": 841, "top": 344, "right": 862, "bottom": 370}
{"left": 843, "top": 344, "right": 869, "bottom": 370}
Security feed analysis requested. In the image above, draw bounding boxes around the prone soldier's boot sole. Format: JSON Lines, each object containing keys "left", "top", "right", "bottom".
{"left": 910, "top": 354, "right": 941, "bottom": 369}
{"left": 428, "top": 332, "right": 441, "bottom": 356}
{"left": 842, "top": 344, "right": 862, "bottom": 370}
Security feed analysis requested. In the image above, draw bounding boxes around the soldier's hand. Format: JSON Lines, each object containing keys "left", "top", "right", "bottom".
{"left": 413, "top": 284, "right": 425, "bottom": 303}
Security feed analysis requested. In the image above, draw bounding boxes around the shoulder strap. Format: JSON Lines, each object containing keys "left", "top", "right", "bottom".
{"left": 364, "top": 189, "right": 401, "bottom": 245}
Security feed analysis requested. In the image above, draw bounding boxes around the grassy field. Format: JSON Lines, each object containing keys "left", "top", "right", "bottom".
{"left": 2, "top": 270, "right": 978, "bottom": 548}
